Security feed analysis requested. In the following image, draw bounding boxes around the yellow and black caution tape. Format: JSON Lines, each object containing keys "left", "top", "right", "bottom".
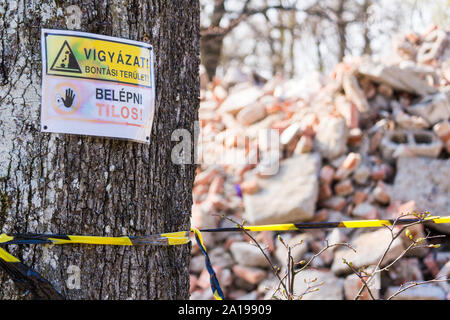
{"left": 0, "top": 231, "right": 190, "bottom": 246}
{"left": 0, "top": 245, "right": 65, "bottom": 299}
{"left": 191, "top": 228, "right": 224, "bottom": 300}
{"left": 200, "top": 216, "right": 450, "bottom": 233}
{"left": 0, "top": 229, "right": 221, "bottom": 300}
{"left": 0, "top": 216, "right": 449, "bottom": 300}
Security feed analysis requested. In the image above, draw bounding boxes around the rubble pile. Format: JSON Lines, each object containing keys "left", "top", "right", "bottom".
{"left": 190, "top": 26, "right": 450, "bottom": 300}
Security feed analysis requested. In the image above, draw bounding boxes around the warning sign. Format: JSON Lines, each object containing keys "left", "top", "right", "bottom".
{"left": 41, "top": 29, "right": 155, "bottom": 143}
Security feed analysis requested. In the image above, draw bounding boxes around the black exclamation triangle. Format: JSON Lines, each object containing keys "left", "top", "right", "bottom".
{"left": 50, "top": 40, "right": 82, "bottom": 73}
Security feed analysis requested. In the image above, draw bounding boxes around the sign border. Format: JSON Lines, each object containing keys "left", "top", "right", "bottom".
{"left": 40, "top": 29, "right": 156, "bottom": 144}
{"left": 42, "top": 29, "right": 154, "bottom": 88}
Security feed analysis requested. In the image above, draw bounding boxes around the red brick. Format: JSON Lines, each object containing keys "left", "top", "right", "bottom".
{"left": 348, "top": 128, "right": 363, "bottom": 146}
{"left": 373, "top": 181, "right": 391, "bottom": 205}
{"left": 190, "top": 275, "right": 198, "bottom": 293}
{"left": 256, "top": 231, "right": 275, "bottom": 253}
{"left": 198, "top": 266, "right": 223, "bottom": 289}
{"left": 319, "top": 183, "right": 333, "bottom": 201}
{"left": 232, "top": 265, "right": 267, "bottom": 285}
{"left": 312, "top": 209, "right": 329, "bottom": 222}
{"left": 344, "top": 273, "right": 379, "bottom": 300}
{"left": 378, "top": 84, "right": 393, "bottom": 97}
{"left": 334, "top": 179, "right": 353, "bottom": 196}
{"left": 424, "top": 254, "right": 440, "bottom": 278}
{"left": 294, "top": 135, "right": 313, "bottom": 153}
{"left": 241, "top": 180, "right": 259, "bottom": 195}
{"left": 322, "top": 196, "right": 347, "bottom": 211}
{"left": 397, "top": 200, "right": 420, "bottom": 216}
{"left": 352, "top": 202, "right": 378, "bottom": 219}
{"left": 320, "top": 165, "right": 335, "bottom": 185}
{"left": 342, "top": 153, "right": 361, "bottom": 170}
{"left": 370, "top": 164, "right": 391, "bottom": 181}
{"left": 352, "top": 191, "right": 367, "bottom": 206}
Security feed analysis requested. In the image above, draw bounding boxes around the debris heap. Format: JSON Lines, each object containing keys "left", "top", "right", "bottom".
{"left": 190, "top": 26, "right": 450, "bottom": 300}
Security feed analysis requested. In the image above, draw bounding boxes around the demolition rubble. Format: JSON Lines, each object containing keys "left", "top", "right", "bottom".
{"left": 190, "top": 26, "right": 450, "bottom": 300}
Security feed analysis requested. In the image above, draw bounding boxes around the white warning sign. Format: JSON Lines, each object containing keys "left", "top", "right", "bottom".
{"left": 41, "top": 29, "right": 155, "bottom": 143}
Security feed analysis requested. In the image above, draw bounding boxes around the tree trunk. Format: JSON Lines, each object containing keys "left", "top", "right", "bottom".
{"left": 336, "top": 0, "right": 347, "bottom": 62}
{"left": 0, "top": 0, "right": 199, "bottom": 300}
{"left": 362, "top": 0, "right": 372, "bottom": 56}
{"left": 201, "top": 34, "right": 224, "bottom": 81}
{"left": 200, "top": 0, "right": 225, "bottom": 81}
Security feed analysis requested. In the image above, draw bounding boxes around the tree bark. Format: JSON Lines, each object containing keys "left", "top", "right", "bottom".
{"left": 201, "top": 0, "right": 225, "bottom": 80}
{"left": 201, "top": 34, "right": 224, "bottom": 81}
{"left": 336, "top": 0, "right": 348, "bottom": 62}
{"left": 361, "top": 0, "right": 372, "bottom": 56}
{"left": 0, "top": 0, "right": 199, "bottom": 300}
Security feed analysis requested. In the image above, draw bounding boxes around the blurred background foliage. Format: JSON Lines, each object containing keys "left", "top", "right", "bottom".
{"left": 200, "top": 0, "right": 450, "bottom": 80}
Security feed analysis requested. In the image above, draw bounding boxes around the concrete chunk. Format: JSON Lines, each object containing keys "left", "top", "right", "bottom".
{"left": 229, "top": 242, "right": 270, "bottom": 268}
{"left": 358, "top": 60, "right": 437, "bottom": 96}
{"left": 385, "top": 284, "right": 446, "bottom": 300}
{"left": 293, "top": 270, "right": 344, "bottom": 300}
{"left": 331, "top": 229, "right": 405, "bottom": 275}
{"left": 243, "top": 154, "right": 321, "bottom": 225}
{"left": 219, "top": 85, "right": 264, "bottom": 115}
{"left": 314, "top": 117, "right": 348, "bottom": 160}
{"left": 393, "top": 157, "right": 450, "bottom": 234}
{"left": 407, "top": 89, "right": 450, "bottom": 126}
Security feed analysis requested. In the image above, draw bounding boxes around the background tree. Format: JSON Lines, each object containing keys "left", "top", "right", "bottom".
{"left": 200, "top": 0, "right": 300, "bottom": 80}
{"left": 200, "top": 0, "right": 373, "bottom": 79}
{"left": 0, "top": 0, "right": 199, "bottom": 299}
{"left": 205, "top": 0, "right": 449, "bottom": 79}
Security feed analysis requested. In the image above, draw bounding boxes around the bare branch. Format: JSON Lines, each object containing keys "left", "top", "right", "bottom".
{"left": 222, "top": 216, "right": 289, "bottom": 295}
{"left": 387, "top": 279, "right": 450, "bottom": 300}
{"left": 352, "top": 212, "right": 444, "bottom": 300}
{"left": 201, "top": 4, "right": 301, "bottom": 38}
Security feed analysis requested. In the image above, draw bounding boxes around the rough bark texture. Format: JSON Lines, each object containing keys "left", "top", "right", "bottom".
{"left": 201, "top": 34, "right": 224, "bottom": 81}
{"left": 0, "top": 0, "right": 199, "bottom": 299}
{"left": 200, "top": 0, "right": 225, "bottom": 80}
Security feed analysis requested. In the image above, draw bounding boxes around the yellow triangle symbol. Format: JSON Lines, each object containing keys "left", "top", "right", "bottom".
{"left": 50, "top": 40, "right": 82, "bottom": 73}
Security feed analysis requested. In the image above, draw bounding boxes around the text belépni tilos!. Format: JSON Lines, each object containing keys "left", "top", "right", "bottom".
{"left": 95, "top": 88, "right": 144, "bottom": 121}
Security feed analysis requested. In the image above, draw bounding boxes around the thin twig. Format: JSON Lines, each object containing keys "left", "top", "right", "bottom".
{"left": 353, "top": 213, "right": 443, "bottom": 300}
{"left": 387, "top": 279, "right": 450, "bottom": 300}
{"left": 223, "top": 216, "right": 289, "bottom": 296}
